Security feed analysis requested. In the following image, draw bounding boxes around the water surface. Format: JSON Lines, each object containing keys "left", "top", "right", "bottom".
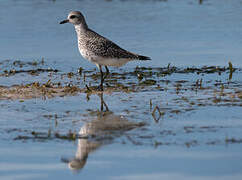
{"left": 0, "top": 0, "right": 242, "bottom": 180}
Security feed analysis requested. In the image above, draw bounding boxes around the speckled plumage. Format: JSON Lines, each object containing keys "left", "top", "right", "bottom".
{"left": 62, "top": 11, "right": 150, "bottom": 67}
{"left": 78, "top": 28, "right": 138, "bottom": 59}
{"left": 75, "top": 26, "right": 142, "bottom": 67}
{"left": 60, "top": 11, "right": 151, "bottom": 90}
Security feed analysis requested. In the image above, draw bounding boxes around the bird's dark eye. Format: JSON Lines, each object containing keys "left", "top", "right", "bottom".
{"left": 69, "top": 15, "right": 76, "bottom": 19}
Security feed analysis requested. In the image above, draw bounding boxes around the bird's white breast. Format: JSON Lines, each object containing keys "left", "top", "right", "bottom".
{"left": 78, "top": 45, "right": 91, "bottom": 60}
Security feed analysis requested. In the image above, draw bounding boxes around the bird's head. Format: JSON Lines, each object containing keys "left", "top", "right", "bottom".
{"left": 60, "top": 11, "right": 87, "bottom": 26}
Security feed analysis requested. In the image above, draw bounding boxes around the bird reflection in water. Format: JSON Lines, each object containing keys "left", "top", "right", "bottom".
{"left": 61, "top": 93, "right": 144, "bottom": 171}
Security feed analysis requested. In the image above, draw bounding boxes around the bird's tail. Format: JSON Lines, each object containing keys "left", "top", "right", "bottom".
{"left": 137, "top": 55, "right": 151, "bottom": 61}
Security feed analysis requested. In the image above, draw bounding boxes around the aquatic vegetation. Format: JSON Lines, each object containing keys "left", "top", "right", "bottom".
{"left": 0, "top": 59, "right": 241, "bottom": 147}
{"left": 0, "top": 80, "right": 81, "bottom": 100}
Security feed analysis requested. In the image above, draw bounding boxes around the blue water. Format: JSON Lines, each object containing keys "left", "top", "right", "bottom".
{"left": 0, "top": 0, "right": 242, "bottom": 180}
{"left": 1, "top": 142, "right": 242, "bottom": 180}
{"left": 1, "top": 0, "right": 242, "bottom": 68}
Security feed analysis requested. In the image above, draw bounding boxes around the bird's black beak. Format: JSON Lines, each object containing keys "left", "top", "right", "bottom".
{"left": 59, "top": 19, "right": 69, "bottom": 24}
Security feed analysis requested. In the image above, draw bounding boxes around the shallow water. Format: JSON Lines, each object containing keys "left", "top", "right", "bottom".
{"left": 0, "top": 0, "right": 242, "bottom": 180}
{"left": 1, "top": 0, "right": 242, "bottom": 68}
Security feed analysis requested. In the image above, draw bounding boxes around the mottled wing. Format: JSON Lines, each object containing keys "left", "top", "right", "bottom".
{"left": 85, "top": 29, "right": 138, "bottom": 59}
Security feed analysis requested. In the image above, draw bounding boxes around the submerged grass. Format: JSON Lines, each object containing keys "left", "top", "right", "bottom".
{"left": 0, "top": 60, "right": 241, "bottom": 103}
{"left": 1, "top": 59, "right": 242, "bottom": 146}
{"left": 0, "top": 80, "right": 81, "bottom": 100}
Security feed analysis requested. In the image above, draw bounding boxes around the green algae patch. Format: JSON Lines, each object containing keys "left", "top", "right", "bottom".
{"left": 0, "top": 60, "right": 241, "bottom": 105}
{"left": 139, "top": 79, "right": 157, "bottom": 86}
{"left": 14, "top": 129, "right": 78, "bottom": 141}
{"left": 0, "top": 68, "right": 58, "bottom": 77}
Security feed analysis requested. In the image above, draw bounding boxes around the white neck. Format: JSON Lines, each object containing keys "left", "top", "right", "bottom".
{"left": 74, "top": 24, "right": 88, "bottom": 35}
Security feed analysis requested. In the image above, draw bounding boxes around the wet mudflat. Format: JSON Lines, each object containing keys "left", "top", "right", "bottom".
{"left": 0, "top": 59, "right": 241, "bottom": 179}
{"left": 1, "top": 0, "right": 242, "bottom": 179}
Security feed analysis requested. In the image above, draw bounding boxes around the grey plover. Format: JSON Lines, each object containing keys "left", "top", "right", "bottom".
{"left": 60, "top": 11, "right": 151, "bottom": 91}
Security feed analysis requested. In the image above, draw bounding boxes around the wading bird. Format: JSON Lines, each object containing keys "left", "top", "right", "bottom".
{"left": 60, "top": 11, "right": 151, "bottom": 91}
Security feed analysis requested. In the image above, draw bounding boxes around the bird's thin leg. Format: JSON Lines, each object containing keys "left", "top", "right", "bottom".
{"left": 104, "top": 66, "right": 110, "bottom": 79}
{"left": 97, "top": 65, "right": 109, "bottom": 91}
{"left": 98, "top": 65, "right": 104, "bottom": 91}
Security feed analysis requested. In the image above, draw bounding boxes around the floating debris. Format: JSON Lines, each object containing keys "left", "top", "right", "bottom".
{"left": 152, "top": 105, "right": 164, "bottom": 123}
{"left": 228, "top": 61, "right": 235, "bottom": 80}
{"left": 139, "top": 79, "right": 157, "bottom": 86}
